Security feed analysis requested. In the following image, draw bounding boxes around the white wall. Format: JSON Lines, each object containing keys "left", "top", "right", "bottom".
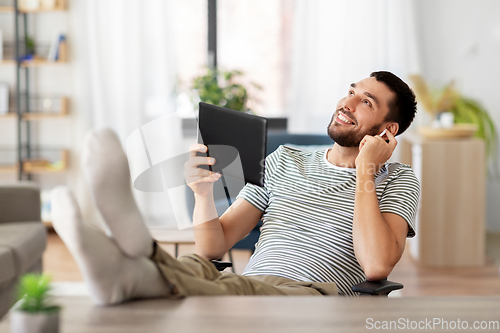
{"left": 414, "top": 0, "right": 500, "bottom": 231}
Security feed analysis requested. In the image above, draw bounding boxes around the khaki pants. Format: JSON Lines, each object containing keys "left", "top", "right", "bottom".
{"left": 150, "top": 242, "right": 338, "bottom": 298}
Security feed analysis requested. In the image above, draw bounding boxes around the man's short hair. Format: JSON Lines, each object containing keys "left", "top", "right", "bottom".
{"left": 370, "top": 71, "right": 417, "bottom": 135}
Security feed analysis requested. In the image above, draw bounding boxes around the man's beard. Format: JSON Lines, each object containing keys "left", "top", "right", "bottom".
{"left": 326, "top": 112, "right": 381, "bottom": 147}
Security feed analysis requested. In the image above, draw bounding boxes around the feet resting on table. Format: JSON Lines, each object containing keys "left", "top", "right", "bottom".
{"left": 51, "top": 129, "right": 171, "bottom": 305}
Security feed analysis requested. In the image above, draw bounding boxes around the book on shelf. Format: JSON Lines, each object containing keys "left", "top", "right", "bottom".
{"left": 47, "top": 32, "right": 66, "bottom": 61}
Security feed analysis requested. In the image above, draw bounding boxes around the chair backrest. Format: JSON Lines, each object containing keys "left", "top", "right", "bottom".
{"left": 266, "top": 133, "right": 333, "bottom": 156}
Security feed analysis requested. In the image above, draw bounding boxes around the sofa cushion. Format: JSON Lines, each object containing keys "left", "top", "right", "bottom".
{"left": 0, "top": 247, "right": 15, "bottom": 289}
{"left": 0, "top": 222, "right": 46, "bottom": 275}
{"left": 0, "top": 184, "right": 41, "bottom": 224}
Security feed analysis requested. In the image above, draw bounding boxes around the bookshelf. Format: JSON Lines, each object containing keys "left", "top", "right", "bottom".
{"left": 0, "top": 0, "right": 69, "bottom": 178}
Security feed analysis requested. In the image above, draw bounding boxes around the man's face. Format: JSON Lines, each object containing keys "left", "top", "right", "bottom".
{"left": 327, "top": 77, "right": 395, "bottom": 147}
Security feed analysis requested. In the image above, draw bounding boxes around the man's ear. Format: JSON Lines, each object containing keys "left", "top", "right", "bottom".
{"left": 387, "top": 123, "right": 399, "bottom": 136}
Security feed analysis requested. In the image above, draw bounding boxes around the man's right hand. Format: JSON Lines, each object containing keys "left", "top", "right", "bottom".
{"left": 184, "top": 144, "right": 222, "bottom": 197}
{"left": 185, "top": 144, "right": 263, "bottom": 260}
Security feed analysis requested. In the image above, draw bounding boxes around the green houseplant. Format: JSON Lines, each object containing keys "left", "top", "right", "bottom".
{"left": 11, "top": 274, "right": 61, "bottom": 333}
{"left": 410, "top": 74, "right": 498, "bottom": 171}
{"left": 25, "top": 36, "right": 36, "bottom": 57}
{"left": 189, "top": 67, "right": 261, "bottom": 113}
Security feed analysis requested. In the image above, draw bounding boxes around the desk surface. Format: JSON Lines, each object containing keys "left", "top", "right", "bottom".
{"left": 149, "top": 227, "right": 195, "bottom": 244}
{"left": 1, "top": 296, "right": 499, "bottom": 333}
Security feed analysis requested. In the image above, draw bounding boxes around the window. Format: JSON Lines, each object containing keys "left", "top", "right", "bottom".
{"left": 173, "top": 0, "right": 293, "bottom": 117}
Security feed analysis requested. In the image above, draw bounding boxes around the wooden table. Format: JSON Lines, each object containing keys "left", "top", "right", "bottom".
{"left": 1, "top": 296, "right": 499, "bottom": 332}
{"left": 149, "top": 227, "right": 195, "bottom": 257}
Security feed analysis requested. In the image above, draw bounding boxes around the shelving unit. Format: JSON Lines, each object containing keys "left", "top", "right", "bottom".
{"left": 0, "top": 0, "right": 69, "bottom": 180}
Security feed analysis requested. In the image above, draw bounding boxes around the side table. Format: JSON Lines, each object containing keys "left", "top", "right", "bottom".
{"left": 400, "top": 132, "right": 486, "bottom": 266}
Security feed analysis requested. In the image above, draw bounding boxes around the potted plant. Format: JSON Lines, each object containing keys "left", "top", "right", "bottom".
{"left": 10, "top": 273, "right": 61, "bottom": 333}
{"left": 19, "top": 36, "right": 37, "bottom": 61}
{"left": 189, "top": 67, "right": 262, "bottom": 113}
{"left": 410, "top": 74, "right": 498, "bottom": 171}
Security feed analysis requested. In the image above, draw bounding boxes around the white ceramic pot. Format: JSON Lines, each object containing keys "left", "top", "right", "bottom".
{"left": 439, "top": 111, "right": 455, "bottom": 128}
{"left": 10, "top": 310, "right": 59, "bottom": 333}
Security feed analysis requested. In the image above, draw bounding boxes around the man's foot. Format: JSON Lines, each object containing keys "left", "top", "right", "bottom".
{"left": 81, "top": 128, "right": 153, "bottom": 258}
{"left": 51, "top": 187, "right": 170, "bottom": 305}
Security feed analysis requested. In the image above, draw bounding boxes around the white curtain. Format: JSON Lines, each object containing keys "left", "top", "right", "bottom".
{"left": 69, "top": 0, "right": 179, "bottom": 227}
{"left": 288, "top": 0, "right": 421, "bottom": 134}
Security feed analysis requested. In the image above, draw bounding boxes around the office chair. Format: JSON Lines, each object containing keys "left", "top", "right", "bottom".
{"left": 188, "top": 133, "right": 404, "bottom": 296}
{"left": 209, "top": 260, "right": 403, "bottom": 296}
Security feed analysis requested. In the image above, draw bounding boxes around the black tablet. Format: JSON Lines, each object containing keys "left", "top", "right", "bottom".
{"left": 197, "top": 102, "right": 268, "bottom": 187}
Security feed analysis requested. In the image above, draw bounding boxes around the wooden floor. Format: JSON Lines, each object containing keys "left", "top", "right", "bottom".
{"left": 43, "top": 229, "right": 500, "bottom": 297}
{"left": 44, "top": 230, "right": 83, "bottom": 281}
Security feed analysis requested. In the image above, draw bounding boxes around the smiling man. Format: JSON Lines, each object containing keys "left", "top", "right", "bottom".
{"left": 323, "top": 71, "right": 420, "bottom": 285}
{"left": 51, "top": 71, "right": 420, "bottom": 303}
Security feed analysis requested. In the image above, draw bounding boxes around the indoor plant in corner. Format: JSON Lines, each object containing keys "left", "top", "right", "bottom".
{"left": 410, "top": 74, "right": 498, "bottom": 172}
{"left": 10, "top": 274, "right": 61, "bottom": 333}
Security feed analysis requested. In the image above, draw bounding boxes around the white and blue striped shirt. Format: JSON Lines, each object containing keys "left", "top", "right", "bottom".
{"left": 238, "top": 145, "right": 420, "bottom": 296}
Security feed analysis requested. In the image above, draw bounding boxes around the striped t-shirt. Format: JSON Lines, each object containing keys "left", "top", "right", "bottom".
{"left": 237, "top": 145, "right": 420, "bottom": 296}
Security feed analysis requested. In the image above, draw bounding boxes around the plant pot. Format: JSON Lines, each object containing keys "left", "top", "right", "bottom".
{"left": 10, "top": 310, "right": 59, "bottom": 333}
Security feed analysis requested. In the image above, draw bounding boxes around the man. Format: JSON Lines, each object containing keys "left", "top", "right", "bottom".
{"left": 52, "top": 71, "right": 419, "bottom": 304}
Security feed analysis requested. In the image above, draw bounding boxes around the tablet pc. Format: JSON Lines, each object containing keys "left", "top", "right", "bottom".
{"left": 197, "top": 102, "right": 268, "bottom": 187}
